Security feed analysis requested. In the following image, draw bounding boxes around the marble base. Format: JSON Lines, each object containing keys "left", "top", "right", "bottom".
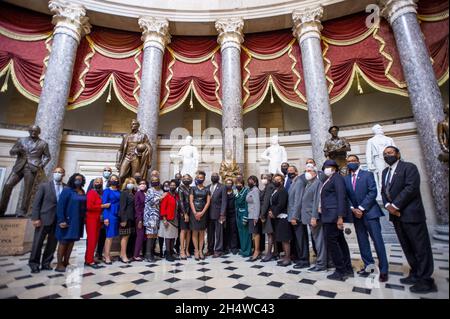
{"left": 0, "top": 218, "right": 33, "bottom": 256}
{"left": 433, "top": 224, "right": 449, "bottom": 243}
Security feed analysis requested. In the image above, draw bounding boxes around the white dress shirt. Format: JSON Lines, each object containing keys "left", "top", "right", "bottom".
{"left": 384, "top": 160, "right": 400, "bottom": 210}
{"left": 349, "top": 168, "right": 366, "bottom": 211}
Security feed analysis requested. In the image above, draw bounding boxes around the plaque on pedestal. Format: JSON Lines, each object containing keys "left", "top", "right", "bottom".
{"left": 0, "top": 218, "right": 33, "bottom": 256}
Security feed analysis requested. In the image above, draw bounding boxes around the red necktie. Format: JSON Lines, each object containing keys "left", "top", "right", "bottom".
{"left": 352, "top": 173, "right": 357, "bottom": 191}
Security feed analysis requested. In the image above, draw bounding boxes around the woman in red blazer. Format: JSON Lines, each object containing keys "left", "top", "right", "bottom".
{"left": 85, "top": 177, "right": 109, "bottom": 268}
{"left": 159, "top": 180, "right": 183, "bottom": 262}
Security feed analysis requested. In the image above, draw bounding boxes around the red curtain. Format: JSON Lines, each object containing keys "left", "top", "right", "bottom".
{"left": 322, "top": 12, "right": 371, "bottom": 42}
{"left": 88, "top": 27, "right": 142, "bottom": 55}
{"left": 169, "top": 36, "right": 218, "bottom": 59}
{"left": 0, "top": 3, "right": 52, "bottom": 36}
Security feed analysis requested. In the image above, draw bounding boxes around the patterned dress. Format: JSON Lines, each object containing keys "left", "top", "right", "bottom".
{"left": 144, "top": 187, "right": 163, "bottom": 235}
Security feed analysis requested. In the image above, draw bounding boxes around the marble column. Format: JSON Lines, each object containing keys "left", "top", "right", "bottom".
{"left": 380, "top": 0, "right": 449, "bottom": 224}
{"left": 215, "top": 18, "right": 245, "bottom": 170}
{"left": 34, "top": 0, "right": 91, "bottom": 177}
{"left": 137, "top": 17, "right": 170, "bottom": 170}
{"left": 292, "top": 6, "right": 333, "bottom": 167}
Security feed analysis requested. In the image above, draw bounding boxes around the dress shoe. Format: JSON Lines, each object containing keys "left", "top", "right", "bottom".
{"left": 379, "top": 273, "right": 389, "bottom": 282}
{"left": 41, "top": 264, "right": 53, "bottom": 271}
{"left": 327, "top": 271, "right": 347, "bottom": 281}
{"left": 307, "top": 266, "right": 327, "bottom": 273}
{"left": 293, "top": 263, "right": 310, "bottom": 269}
{"left": 231, "top": 249, "right": 239, "bottom": 255}
{"left": 261, "top": 255, "right": 272, "bottom": 262}
{"left": 346, "top": 269, "right": 355, "bottom": 277}
{"left": 30, "top": 266, "right": 40, "bottom": 274}
{"left": 54, "top": 266, "right": 66, "bottom": 273}
{"left": 166, "top": 254, "right": 176, "bottom": 262}
{"left": 400, "top": 275, "right": 418, "bottom": 285}
{"left": 205, "top": 251, "right": 214, "bottom": 257}
{"left": 409, "top": 281, "right": 438, "bottom": 294}
{"left": 357, "top": 269, "right": 371, "bottom": 277}
{"left": 212, "top": 253, "right": 223, "bottom": 258}
{"left": 85, "top": 263, "right": 101, "bottom": 269}
{"left": 278, "top": 260, "right": 292, "bottom": 267}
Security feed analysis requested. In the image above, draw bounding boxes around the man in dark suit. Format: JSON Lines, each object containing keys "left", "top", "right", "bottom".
{"left": 320, "top": 160, "right": 353, "bottom": 281}
{"left": 345, "top": 155, "right": 389, "bottom": 282}
{"left": 206, "top": 172, "right": 227, "bottom": 257}
{"left": 0, "top": 125, "right": 51, "bottom": 217}
{"left": 381, "top": 146, "right": 437, "bottom": 293}
{"left": 28, "top": 167, "right": 66, "bottom": 273}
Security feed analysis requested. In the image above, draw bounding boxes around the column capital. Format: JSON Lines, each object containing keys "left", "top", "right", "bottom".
{"left": 292, "top": 6, "right": 323, "bottom": 44}
{"left": 215, "top": 18, "right": 244, "bottom": 51}
{"left": 48, "top": 0, "right": 91, "bottom": 44}
{"left": 379, "top": 0, "right": 418, "bottom": 25}
{"left": 138, "top": 17, "right": 171, "bottom": 52}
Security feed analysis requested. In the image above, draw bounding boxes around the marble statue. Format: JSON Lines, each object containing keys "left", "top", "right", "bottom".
{"left": 261, "top": 135, "right": 288, "bottom": 175}
{"left": 219, "top": 149, "right": 242, "bottom": 182}
{"left": 323, "top": 125, "right": 351, "bottom": 172}
{"left": 438, "top": 104, "right": 449, "bottom": 162}
{"left": 116, "top": 119, "right": 152, "bottom": 183}
{"left": 170, "top": 136, "right": 199, "bottom": 178}
{"left": 0, "top": 125, "right": 51, "bottom": 217}
{"left": 366, "top": 124, "right": 396, "bottom": 199}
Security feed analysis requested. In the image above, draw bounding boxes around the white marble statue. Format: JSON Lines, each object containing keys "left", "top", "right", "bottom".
{"left": 260, "top": 135, "right": 288, "bottom": 175}
{"left": 366, "top": 124, "right": 396, "bottom": 200}
{"left": 170, "top": 136, "right": 199, "bottom": 178}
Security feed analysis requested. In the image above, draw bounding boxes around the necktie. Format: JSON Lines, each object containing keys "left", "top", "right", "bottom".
{"left": 385, "top": 168, "right": 392, "bottom": 201}
{"left": 55, "top": 183, "right": 62, "bottom": 201}
{"left": 352, "top": 173, "right": 356, "bottom": 191}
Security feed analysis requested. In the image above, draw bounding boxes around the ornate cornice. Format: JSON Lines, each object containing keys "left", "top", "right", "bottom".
{"left": 138, "top": 17, "right": 171, "bottom": 52}
{"left": 292, "top": 6, "right": 323, "bottom": 44}
{"left": 379, "top": 0, "right": 418, "bottom": 25}
{"left": 215, "top": 18, "right": 244, "bottom": 51}
{"left": 48, "top": 0, "right": 91, "bottom": 43}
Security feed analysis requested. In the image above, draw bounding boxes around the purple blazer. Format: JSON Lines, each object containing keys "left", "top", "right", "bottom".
{"left": 134, "top": 190, "right": 145, "bottom": 223}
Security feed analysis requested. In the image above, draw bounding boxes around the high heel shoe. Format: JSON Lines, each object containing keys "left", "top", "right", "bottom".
{"left": 194, "top": 250, "right": 200, "bottom": 261}
{"left": 119, "top": 257, "right": 131, "bottom": 264}
{"left": 103, "top": 257, "right": 113, "bottom": 265}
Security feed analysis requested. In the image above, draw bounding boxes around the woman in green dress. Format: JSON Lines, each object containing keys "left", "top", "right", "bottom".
{"left": 235, "top": 178, "right": 251, "bottom": 257}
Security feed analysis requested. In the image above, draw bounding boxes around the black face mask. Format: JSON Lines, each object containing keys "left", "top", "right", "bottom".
{"left": 281, "top": 167, "right": 288, "bottom": 175}
{"left": 110, "top": 180, "right": 119, "bottom": 187}
{"left": 287, "top": 172, "right": 296, "bottom": 179}
{"left": 226, "top": 185, "right": 233, "bottom": 190}
{"left": 94, "top": 184, "right": 102, "bottom": 190}
{"left": 384, "top": 155, "right": 398, "bottom": 166}
{"left": 273, "top": 181, "right": 281, "bottom": 188}
{"left": 248, "top": 182, "right": 255, "bottom": 188}
{"left": 182, "top": 180, "right": 191, "bottom": 186}
{"left": 211, "top": 176, "right": 220, "bottom": 184}
{"left": 134, "top": 177, "right": 142, "bottom": 184}
{"left": 175, "top": 179, "right": 181, "bottom": 187}
{"left": 169, "top": 186, "right": 177, "bottom": 193}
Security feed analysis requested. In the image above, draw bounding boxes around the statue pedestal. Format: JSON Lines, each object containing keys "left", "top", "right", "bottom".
{"left": 0, "top": 218, "right": 34, "bottom": 256}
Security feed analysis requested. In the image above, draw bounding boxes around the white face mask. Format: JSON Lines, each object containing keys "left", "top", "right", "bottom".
{"left": 261, "top": 179, "right": 268, "bottom": 185}
{"left": 305, "top": 172, "right": 315, "bottom": 181}
{"left": 103, "top": 171, "right": 111, "bottom": 179}
{"left": 324, "top": 167, "right": 335, "bottom": 176}
{"left": 53, "top": 172, "right": 63, "bottom": 182}
{"left": 126, "top": 183, "right": 135, "bottom": 190}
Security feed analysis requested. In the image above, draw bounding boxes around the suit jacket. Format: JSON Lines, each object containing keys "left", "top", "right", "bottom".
{"left": 31, "top": 180, "right": 67, "bottom": 226}
{"left": 300, "top": 178, "right": 322, "bottom": 225}
{"left": 207, "top": 183, "right": 227, "bottom": 219}
{"left": 119, "top": 190, "right": 135, "bottom": 223}
{"left": 320, "top": 173, "right": 350, "bottom": 223}
{"left": 269, "top": 186, "right": 288, "bottom": 217}
{"left": 246, "top": 186, "right": 260, "bottom": 220}
{"left": 287, "top": 176, "right": 305, "bottom": 221}
{"left": 345, "top": 169, "right": 383, "bottom": 220}
{"left": 381, "top": 160, "right": 426, "bottom": 223}
{"left": 260, "top": 182, "right": 275, "bottom": 219}
{"left": 10, "top": 137, "right": 51, "bottom": 174}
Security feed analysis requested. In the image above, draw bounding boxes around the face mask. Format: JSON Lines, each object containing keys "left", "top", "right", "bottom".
{"left": 169, "top": 186, "right": 177, "bottom": 193}
{"left": 151, "top": 181, "right": 160, "bottom": 187}
{"left": 74, "top": 180, "right": 83, "bottom": 188}
{"left": 281, "top": 167, "right": 288, "bottom": 175}
{"left": 261, "top": 179, "right": 268, "bottom": 185}
{"left": 195, "top": 179, "right": 204, "bottom": 185}
{"left": 305, "top": 172, "right": 314, "bottom": 181}
{"left": 110, "top": 180, "right": 119, "bottom": 187}
{"left": 384, "top": 155, "right": 398, "bottom": 166}
{"left": 182, "top": 180, "right": 191, "bottom": 186}
{"left": 94, "top": 184, "right": 102, "bottom": 190}
{"left": 175, "top": 180, "right": 181, "bottom": 187}
{"left": 103, "top": 171, "right": 111, "bottom": 179}
{"left": 347, "top": 163, "right": 360, "bottom": 172}
{"left": 139, "top": 184, "right": 147, "bottom": 191}
{"left": 236, "top": 185, "right": 243, "bottom": 191}
{"left": 226, "top": 185, "right": 233, "bottom": 190}
{"left": 163, "top": 186, "right": 170, "bottom": 192}
{"left": 248, "top": 182, "right": 255, "bottom": 188}
{"left": 273, "top": 181, "right": 281, "bottom": 188}
{"left": 324, "top": 168, "right": 334, "bottom": 176}
{"left": 53, "top": 173, "right": 63, "bottom": 182}
{"left": 211, "top": 176, "right": 220, "bottom": 184}
{"left": 287, "top": 172, "right": 296, "bottom": 179}
{"left": 126, "top": 183, "right": 135, "bottom": 190}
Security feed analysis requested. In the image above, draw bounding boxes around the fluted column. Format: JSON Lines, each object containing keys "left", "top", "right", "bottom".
{"left": 215, "top": 18, "right": 245, "bottom": 170}
{"left": 292, "top": 6, "right": 333, "bottom": 167}
{"left": 34, "top": 0, "right": 91, "bottom": 176}
{"left": 380, "top": 0, "right": 448, "bottom": 224}
{"left": 137, "top": 17, "right": 170, "bottom": 170}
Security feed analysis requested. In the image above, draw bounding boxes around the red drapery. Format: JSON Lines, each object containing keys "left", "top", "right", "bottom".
{"left": 0, "top": 0, "right": 448, "bottom": 115}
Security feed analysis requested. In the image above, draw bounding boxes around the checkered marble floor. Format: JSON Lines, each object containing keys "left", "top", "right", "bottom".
{"left": 0, "top": 241, "right": 448, "bottom": 299}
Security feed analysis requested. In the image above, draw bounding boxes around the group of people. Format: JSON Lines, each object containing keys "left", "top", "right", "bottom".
{"left": 27, "top": 145, "right": 437, "bottom": 294}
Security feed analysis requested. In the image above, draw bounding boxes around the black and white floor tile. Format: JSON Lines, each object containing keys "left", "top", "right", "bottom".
{"left": 0, "top": 242, "right": 448, "bottom": 299}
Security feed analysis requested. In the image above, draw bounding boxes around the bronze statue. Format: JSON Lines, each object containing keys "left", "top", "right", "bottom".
{"left": 438, "top": 104, "right": 449, "bottom": 162}
{"left": 323, "top": 125, "right": 351, "bottom": 173}
{"left": 116, "top": 119, "right": 152, "bottom": 183}
{"left": 219, "top": 149, "right": 242, "bottom": 182}
{"left": 0, "top": 125, "right": 50, "bottom": 217}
